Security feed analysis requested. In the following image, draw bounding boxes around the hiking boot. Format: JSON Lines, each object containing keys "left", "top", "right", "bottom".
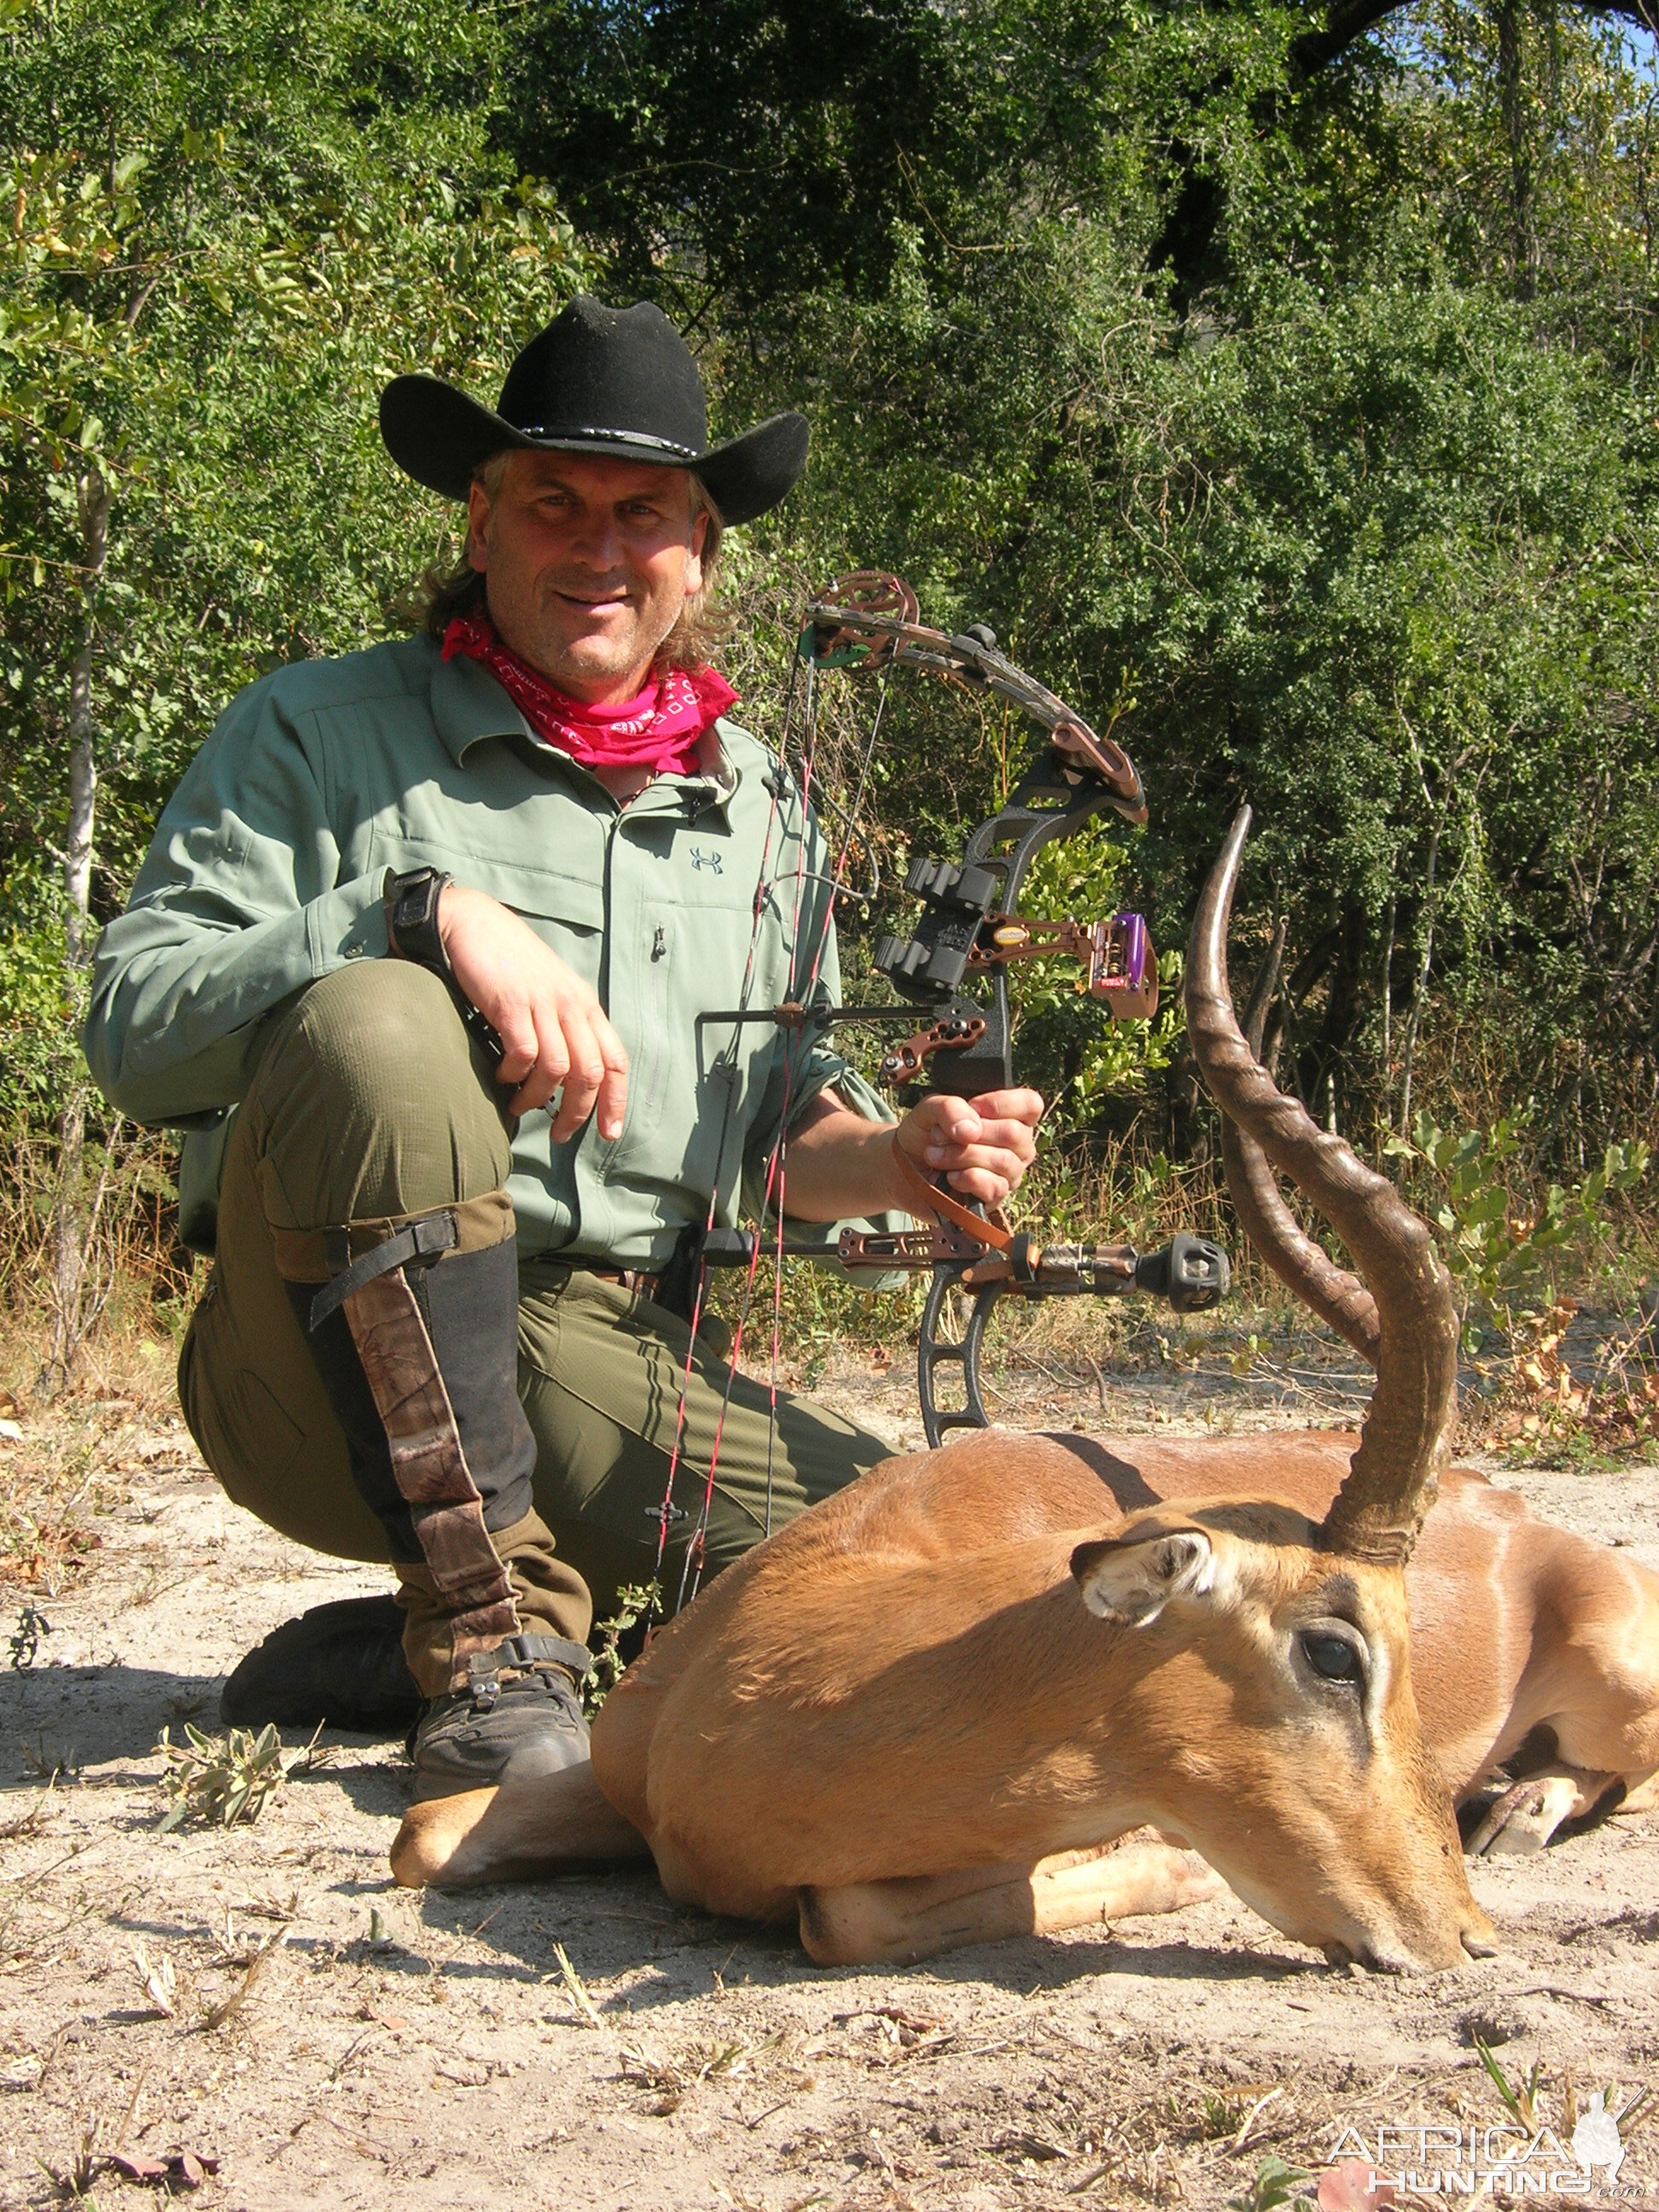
{"left": 410, "top": 1633, "right": 591, "bottom": 1802}
{"left": 221, "top": 1592, "right": 422, "bottom": 1735}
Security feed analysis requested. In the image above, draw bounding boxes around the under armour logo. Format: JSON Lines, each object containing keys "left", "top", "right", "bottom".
{"left": 689, "top": 847, "right": 724, "bottom": 874}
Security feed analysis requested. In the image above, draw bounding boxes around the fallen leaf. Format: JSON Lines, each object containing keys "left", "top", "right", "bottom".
{"left": 109, "top": 2154, "right": 170, "bottom": 2182}
{"left": 1318, "top": 2157, "right": 1396, "bottom": 2212}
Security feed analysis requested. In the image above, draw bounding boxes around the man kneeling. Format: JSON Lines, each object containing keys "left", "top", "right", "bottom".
{"left": 82, "top": 296, "right": 1041, "bottom": 1802}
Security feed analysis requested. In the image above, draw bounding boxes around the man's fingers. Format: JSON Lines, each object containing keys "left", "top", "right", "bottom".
{"left": 545, "top": 1010, "right": 608, "bottom": 1143}
{"left": 894, "top": 1086, "right": 1041, "bottom": 1208}
{"left": 545, "top": 998, "right": 628, "bottom": 1142}
{"left": 965, "top": 1087, "right": 1045, "bottom": 1126}
{"left": 506, "top": 1004, "right": 573, "bottom": 1118}
{"left": 445, "top": 888, "right": 628, "bottom": 1136}
{"left": 922, "top": 1116, "right": 1036, "bottom": 1159}
{"left": 491, "top": 1001, "right": 543, "bottom": 1090}
{"left": 505, "top": 995, "right": 630, "bottom": 1138}
{"left": 944, "top": 1166, "right": 1020, "bottom": 1204}
{"left": 592, "top": 1014, "right": 630, "bottom": 1144}
{"left": 909, "top": 1088, "right": 1043, "bottom": 1151}
{"left": 930, "top": 1143, "right": 1031, "bottom": 1185}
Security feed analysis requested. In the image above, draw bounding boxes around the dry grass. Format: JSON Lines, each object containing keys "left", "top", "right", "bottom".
{"left": 0, "top": 1118, "right": 195, "bottom": 1397}
{"left": 0, "top": 1094, "right": 1653, "bottom": 1573}
{"left": 0, "top": 1124, "right": 203, "bottom": 1601}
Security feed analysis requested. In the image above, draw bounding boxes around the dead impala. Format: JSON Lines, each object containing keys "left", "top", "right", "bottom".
{"left": 391, "top": 814, "right": 1659, "bottom": 1971}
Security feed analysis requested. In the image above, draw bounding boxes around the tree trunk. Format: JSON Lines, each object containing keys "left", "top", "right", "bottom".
{"left": 44, "top": 470, "right": 110, "bottom": 1394}
{"left": 63, "top": 473, "right": 108, "bottom": 968}
{"left": 1497, "top": 0, "right": 1540, "bottom": 300}
{"left": 1397, "top": 827, "right": 1440, "bottom": 1137}
{"left": 1380, "top": 889, "right": 1395, "bottom": 1100}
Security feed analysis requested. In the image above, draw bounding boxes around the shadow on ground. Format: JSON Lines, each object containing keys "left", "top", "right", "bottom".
{"left": 0, "top": 1663, "right": 406, "bottom": 1793}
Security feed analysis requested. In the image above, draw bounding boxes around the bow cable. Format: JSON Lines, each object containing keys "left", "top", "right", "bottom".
{"left": 655, "top": 640, "right": 894, "bottom": 1614}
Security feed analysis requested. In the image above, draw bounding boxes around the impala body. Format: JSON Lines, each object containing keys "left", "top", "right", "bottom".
{"left": 390, "top": 815, "right": 1659, "bottom": 1971}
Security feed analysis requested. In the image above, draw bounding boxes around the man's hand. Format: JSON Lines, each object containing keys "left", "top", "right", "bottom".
{"left": 893, "top": 1088, "right": 1044, "bottom": 1208}
{"left": 437, "top": 883, "right": 628, "bottom": 1138}
{"left": 783, "top": 1085, "right": 1045, "bottom": 1222}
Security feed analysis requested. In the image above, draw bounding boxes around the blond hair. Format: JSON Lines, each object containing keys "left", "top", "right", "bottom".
{"left": 401, "top": 452, "right": 732, "bottom": 672}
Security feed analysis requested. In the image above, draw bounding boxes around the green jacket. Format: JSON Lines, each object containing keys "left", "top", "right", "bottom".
{"left": 83, "top": 632, "right": 895, "bottom": 1263}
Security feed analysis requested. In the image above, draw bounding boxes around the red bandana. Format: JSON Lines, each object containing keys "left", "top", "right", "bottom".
{"left": 442, "top": 610, "right": 737, "bottom": 777}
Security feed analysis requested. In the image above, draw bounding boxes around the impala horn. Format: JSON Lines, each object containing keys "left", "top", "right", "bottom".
{"left": 1185, "top": 809, "right": 1459, "bottom": 1565}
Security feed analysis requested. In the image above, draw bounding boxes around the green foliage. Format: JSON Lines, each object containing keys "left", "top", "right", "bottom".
{"left": 582, "top": 1579, "right": 662, "bottom": 1717}
{"left": 1474, "top": 2034, "right": 1542, "bottom": 2130}
{"left": 0, "top": 0, "right": 592, "bottom": 1126}
{"left": 997, "top": 819, "right": 1186, "bottom": 1123}
{"left": 1227, "top": 2154, "right": 1312, "bottom": 2212}
{"left": 154, "top": 1719, "right": 294, "bottom": 1830}
{"left": 1386, "top": 1110, "right": 1649, "bottom": 1330}
{"left": 6, "top": 0, "right": 1659, "bottom": 1247}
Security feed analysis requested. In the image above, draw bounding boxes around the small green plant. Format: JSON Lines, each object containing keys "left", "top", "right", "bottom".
{"left": 1475, "top": 2034, "right": 1542, "bottom": 2129}
{"left": 1199, "top": 2088, "right": 1243, "bottom": 2137}
{"left": 549, "top": 1939, "right": 605, "bottom": 2028}
{"left": 1386, "top": 1114, "right": 1648, "bottom": 1342}
{"left": 154, "top": 1720, "right": 311, "bottom": 1831}
{"left": 1227, "top": 2153, "right": 1311, "bottom": 2212}
{"left": 582, "top": 1580, "right": 661, "bottom": 1717}
{"left": 8, "top": 1602, "right": 49, "bottom": 1668}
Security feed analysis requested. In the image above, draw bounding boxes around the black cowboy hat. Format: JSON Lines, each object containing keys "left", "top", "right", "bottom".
{"left": 380, "top": 296, "right": 808, "bottom": 527}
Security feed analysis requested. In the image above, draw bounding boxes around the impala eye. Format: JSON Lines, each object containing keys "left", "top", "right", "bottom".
{"left": 1301, "top": 1632, "right": 1364, "bottom": 1685}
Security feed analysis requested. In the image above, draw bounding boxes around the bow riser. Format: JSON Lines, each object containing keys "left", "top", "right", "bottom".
{"left": 682, "top": 568, "right": 1229, "bottom": 1475}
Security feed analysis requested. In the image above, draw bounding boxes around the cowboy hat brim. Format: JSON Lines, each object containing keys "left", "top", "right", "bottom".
{"left": 380, "top": 375, "right": 809, "bottom": 528}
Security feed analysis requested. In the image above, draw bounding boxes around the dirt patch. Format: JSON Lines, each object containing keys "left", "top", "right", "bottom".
{"left": 3, "top": 1354, "right": 1657, "bottom": 2211}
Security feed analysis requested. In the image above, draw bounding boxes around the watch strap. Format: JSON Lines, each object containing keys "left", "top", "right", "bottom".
{"left": 383, "top": 866, "right": 453, "bottom": 975}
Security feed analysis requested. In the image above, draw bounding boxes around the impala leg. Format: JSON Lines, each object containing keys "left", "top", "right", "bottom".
{"left": 390, "top": 1758, "right": 651, "bottom": 1889}
{"left": 1465, "top": 1765, "right": 1627, "bottom": 1856}
{"left": 796, "top": 1838, "right": 1225, "bottom": 1967}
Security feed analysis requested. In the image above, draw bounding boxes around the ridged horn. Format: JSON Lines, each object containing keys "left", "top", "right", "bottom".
{"left": 1218, "top": 917, "right": 1381, "bottom": 1365}
{"left": 1185, "top": 809, "right": 1458, "bottom": 1565}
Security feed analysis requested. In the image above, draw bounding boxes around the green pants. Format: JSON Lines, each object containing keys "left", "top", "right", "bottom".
{"left": 178, "top": 961, "right": 894, "bottom": 1674}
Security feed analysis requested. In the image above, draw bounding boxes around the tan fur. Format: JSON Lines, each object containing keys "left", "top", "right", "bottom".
{"left": 391, "top": 1758, "right": 649, "bottom": 1889}
{"left": 795, "top": 1838, "right": 1227, "bottom": 1966}
{"left": 390, "top": 1431, "right": 1659, "bottom": 1969}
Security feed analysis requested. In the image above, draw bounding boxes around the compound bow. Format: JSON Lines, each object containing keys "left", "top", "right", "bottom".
{"left": 695, "top": 570, "right": 1229, "bottom": 1448}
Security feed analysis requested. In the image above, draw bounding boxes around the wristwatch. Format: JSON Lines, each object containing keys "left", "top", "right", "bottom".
{"left": 382, "top": 865, "right": 454, "bottom": 975}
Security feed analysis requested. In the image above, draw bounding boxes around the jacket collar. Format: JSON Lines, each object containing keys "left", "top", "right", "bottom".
{"left": 429, "top": 639, "right": 738, "bottom": 806}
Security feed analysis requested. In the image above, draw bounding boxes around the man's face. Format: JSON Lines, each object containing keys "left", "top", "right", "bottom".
{"left": 466, "top": 449, "right": 707, "bottom": 702}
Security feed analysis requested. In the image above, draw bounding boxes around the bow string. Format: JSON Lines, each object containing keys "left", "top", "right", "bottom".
{"left": 652, "top": 568, "right": 1231, "bottom": 1616}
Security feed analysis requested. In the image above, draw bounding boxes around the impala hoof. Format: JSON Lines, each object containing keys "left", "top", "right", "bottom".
{"left": 389, "top": 1784, "right": 502, "bottom": 1889}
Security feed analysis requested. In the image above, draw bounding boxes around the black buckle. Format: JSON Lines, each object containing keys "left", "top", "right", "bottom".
{"left": 307, "top": 1211, "right": 459, "bottom": 1330}
{"left": 470, "top": 1633, "right": 594, "bottom": 1685}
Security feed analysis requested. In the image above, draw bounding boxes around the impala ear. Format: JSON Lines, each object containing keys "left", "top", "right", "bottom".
{"left": 1069, "top": 1528, "right": 1216, "bottom": 1627}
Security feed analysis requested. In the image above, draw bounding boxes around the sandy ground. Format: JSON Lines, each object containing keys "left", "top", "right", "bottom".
{"left": 3, "top": 1342, "right": 1657, "bottom": 2212}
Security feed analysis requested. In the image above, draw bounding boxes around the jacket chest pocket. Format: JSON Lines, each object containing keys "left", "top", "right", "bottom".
{"left": 373, "top": 833, "right": 608, "bottom": 985}
{"left": 602, "top": 877, "right": 788, "bottom": 1193}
